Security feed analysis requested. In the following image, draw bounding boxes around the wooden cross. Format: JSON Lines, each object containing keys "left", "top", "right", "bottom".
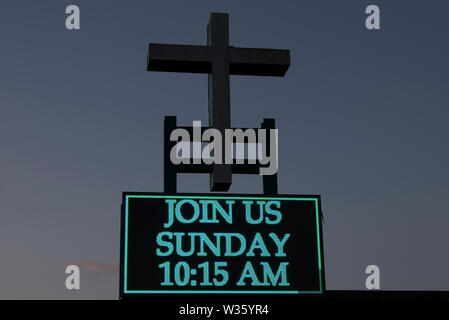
{"left": 147, "top": 13, "right": 290, "bottom": 191}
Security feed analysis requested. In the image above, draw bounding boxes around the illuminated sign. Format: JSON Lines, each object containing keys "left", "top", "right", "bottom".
{"left": 120, "top": 193, "right": 325, "bottom": 296}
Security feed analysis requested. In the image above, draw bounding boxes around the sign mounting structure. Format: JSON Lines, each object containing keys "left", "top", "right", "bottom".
{"left": 147, "top": 13, "right": 290, "bottom": 191}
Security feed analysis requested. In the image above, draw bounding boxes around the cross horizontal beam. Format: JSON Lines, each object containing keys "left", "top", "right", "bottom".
{"left": 147, "top": 44, "right": 211, "bottom": 73}
{"left": 148, "top": 43, "right": 290, "bottom": 76}
{"left": 229, "top": 47, "right": 290, "bottom": 76}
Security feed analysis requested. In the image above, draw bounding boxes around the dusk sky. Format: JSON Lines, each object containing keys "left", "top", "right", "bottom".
{"left": 0, "top": 0, "right": 448, "bottom": 299}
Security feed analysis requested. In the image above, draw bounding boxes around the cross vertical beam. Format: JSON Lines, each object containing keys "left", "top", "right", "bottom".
{"left": 207, "top": 13, "right": 232, "bottom": 191}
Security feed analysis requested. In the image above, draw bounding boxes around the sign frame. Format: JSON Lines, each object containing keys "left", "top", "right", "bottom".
{"left": 120, "top": 192, "right": 326, "bottom": 297}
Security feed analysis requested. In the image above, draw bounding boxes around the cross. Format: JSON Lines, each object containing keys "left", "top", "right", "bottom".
{"left": 147, "top": 13, "right": 290, "bottom": 191}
